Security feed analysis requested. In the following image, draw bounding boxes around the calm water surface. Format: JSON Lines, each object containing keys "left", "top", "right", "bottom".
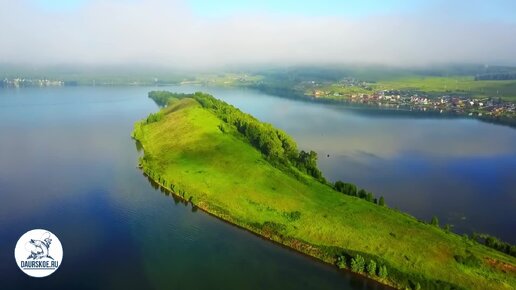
{"left": 213, "top": 88, "right": 516, "bottom": 242}
{"left": 0, "top": 86, "right": 389, "bottom": 290}
{"left": 0, "top": 86, "right": 514, "bottom": 289}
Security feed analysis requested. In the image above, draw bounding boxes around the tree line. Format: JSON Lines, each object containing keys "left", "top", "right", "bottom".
{"left": 148, "top": 91, "right": 391, "bottom": 209}
{"left": 145, "top": 111, "right": 163, "bottom": 124}
{"left": 337, "top": 254, "right": 390, "bottom": 283}
{"left": 427, "top": 215, "right": 516, "bottom": 257}
{"left": 333, "top": 181, "right": 385, "bottom": 206}
{"left": 149, "top": 92, "right": 516, "bottom": 259}
{"left": 470, "top": 232, "right": 516, "bottom": 257}
{"left": 149, "top": 91, "right": 324, "bottom": 181}
{"left": 146, "top": 91, "right": 514, "bottom": 288}
{"left": 148, "top": 91, "right": 193, "bottom": 107}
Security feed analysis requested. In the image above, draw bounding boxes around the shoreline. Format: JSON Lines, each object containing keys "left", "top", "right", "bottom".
{"left": 139, "top": 167, "right": 397, "bottom": 289}
{"left": 241, "top": 85, "right": 516, "bottom": 129}
{"left": 133, "top": 92, "right": 516, "bottom": 290}
{"left": 3, "top": 83, "right": 514, "bottom": 128}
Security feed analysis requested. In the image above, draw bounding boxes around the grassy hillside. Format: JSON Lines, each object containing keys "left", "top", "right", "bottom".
{"left": 133, "top": 92, "right": 516, "bottom": 290}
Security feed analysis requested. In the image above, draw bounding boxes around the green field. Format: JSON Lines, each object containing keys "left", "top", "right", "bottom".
{"left": 375, "top": 77, "right": 516, "bottom": 101}
{"left": 133, "top": 93, "right": 516, "bottom": 290}
{"left": 314, "top": 76, "right": 516, "bottom": 101}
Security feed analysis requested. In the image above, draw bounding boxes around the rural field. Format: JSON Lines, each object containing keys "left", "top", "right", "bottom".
{"left": 311, "top": 76, "right": 516, "bottom": 101}
{"left": 374, "top": 76, "right": 516, "bottom": 101}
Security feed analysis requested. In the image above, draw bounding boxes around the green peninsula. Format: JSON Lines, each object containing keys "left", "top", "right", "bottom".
{"left": 132, "top": 91, "right": 516, "bottom": 290}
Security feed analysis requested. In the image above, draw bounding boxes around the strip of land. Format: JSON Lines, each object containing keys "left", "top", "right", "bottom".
{"left": 132, "top": 91, "right": 516, "bottom": 290}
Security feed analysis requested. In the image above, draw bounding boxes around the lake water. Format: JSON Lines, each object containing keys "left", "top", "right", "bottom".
{"left": 0, "top": 86, "right": 514, "bottom": 289}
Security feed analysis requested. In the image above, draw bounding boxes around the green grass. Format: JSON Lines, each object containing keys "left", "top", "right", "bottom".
{"left": 374, "top": 76, "right": 516, "bottom": 101}
{"left": 133, "top": 97, "right": 516, "bottom": 290}
{"left": 187, "top": 73, "right": 264, "bottom": 86}
{"left": 308, "top": 76, "right": 516, "bottom": 101}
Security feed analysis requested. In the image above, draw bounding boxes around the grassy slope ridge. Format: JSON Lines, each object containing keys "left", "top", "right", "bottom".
{"left": 133, "top": 93, "right": 515, "bottom": 290}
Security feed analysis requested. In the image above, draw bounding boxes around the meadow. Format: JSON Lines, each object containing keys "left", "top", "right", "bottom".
{"left": 315, "top": 76, "right": 516, "bottom": 101}
{"left": 374, "top": 76, "right": 516, "bottom": 101}
{"left": 133, "top": 93, "right": 516, "bottom": 290}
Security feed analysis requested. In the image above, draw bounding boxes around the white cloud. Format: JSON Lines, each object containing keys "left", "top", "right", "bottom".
{"left": 1, "top": 0, "right": 515, "bottom": 68}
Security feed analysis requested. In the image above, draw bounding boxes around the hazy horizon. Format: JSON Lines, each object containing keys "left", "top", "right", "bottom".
{"left": 2, "top": 0, "right": 516, "bottom": 69}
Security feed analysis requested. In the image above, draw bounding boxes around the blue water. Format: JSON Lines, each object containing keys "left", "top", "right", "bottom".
{"left": 0, "top": 86, "right": 391, "bottom": 290}
{"left": 0, "top": 85, "right": 514, "bottom": 289}
{"left": 211, "top": 88, "right": 516, "bottom": 242}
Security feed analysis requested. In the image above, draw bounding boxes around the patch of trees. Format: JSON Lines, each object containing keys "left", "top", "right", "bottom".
{"left": 295, "top": 150, "right": 323, "bottom": 181}
{"left": 148, "top": 91, "right": 325, "bottom": 181}
{"left": 430, "top": 216, "right": 439, "bottom": 227}
{"left": 333, "top": 181, "right": 385, "bottom": 206}
{"left": 428, "top": 215, "right": 516, "bottom": 258}
{"left": 427, "top": 216, "right": 452, "bottom": 234}
{"left": 350, "top": 254, "right": 366, "bottom": 273}
{"left": 336, "top": 252, "right": 453, "bottom": 289}
{"left": 337, "top": 254, "right": 389, "bottom": 279}
{"left": 424, "top": 213, "right": 516, "bottom": 258}
{"left": 201, "top": 93, "right": 323, "bottom": 181}
{"left": 149, "top": 91, "right": 195, "bottom": 107}
{"left": 427, "top": 216, "right": 454, "bottom": 233}
{"left": 145, "top": 111, "right": 163, "bottom": 124}
{"left": 469, "top": 233, "right": 516, "bottom": 257}
{"left": 149, "top": 91, "right": 386, "bottom": 205}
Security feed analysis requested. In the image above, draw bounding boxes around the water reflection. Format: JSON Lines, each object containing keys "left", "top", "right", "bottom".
{"left": 135, "top": 85, "right": 515, "bottom": 242}
{"left": 139, "top": 159, "right": 393, "bottom": 290}
{"left": 207, "top": 87, "right": 516, "bottom": 242}
{"left": 140, "top": 163, "right": 194, "bottom": 208}
{"left": 1, "top": 86, "right": 395, "bottom": 290}
{"left": 0, "top": 85, "right": 512, "bottom": 290}
{"left": 134, "top": 139, "right": 143, "bottom": 153}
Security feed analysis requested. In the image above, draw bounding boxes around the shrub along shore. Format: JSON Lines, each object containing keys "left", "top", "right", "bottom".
{"left": 132, "top": 91, "right": 516, "bottom": 290}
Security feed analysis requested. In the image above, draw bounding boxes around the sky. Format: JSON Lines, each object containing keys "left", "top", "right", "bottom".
{"left": 1, "top": 0, "right": 516, "bottom": 68}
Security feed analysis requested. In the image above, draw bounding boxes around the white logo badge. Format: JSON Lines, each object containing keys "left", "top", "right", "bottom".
{"left": 14, "top": 229, "right": 63, "bottom": 278}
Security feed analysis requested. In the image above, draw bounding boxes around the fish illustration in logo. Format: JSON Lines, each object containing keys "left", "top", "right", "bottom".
{"left": 25, "top": 232, "right": 54, "bottom": 260}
